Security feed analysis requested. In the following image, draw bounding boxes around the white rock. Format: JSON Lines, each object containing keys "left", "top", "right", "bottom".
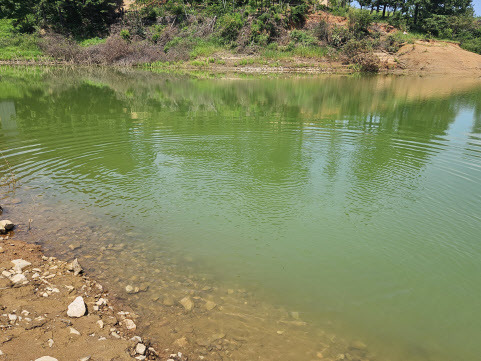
{"left": 8, "top": 314, "right": 17, "bottom": 322}
{"left": 0, "top": 220, "right": 14, "bottom": 234}
{"left": 0, "top": 350, "right": 3, "bottom": 355}
{"left": 35, "top": 357, "right": 58, "bottom": 361}
{"left": 1, "top": 270, "right": 12, "bottom": 278}
{"left": 67, "top": 296, "right": 86, "bottom": 317}
{"left": 48, "top": 339, "right": 54, "bottom": 347}
{"left": 79, "top": 357, "right": 91, "bottom": 361}
{"left": 130, "top": 336, "right": 142, "bottom": 343}
{"left": 123, "top": 318, "right": 136, "bottom": 330}
{"left": 70, "top": 327, "right": 81, "bottom": 335}
{"left": 135, "top": 343, "right": 146, "bottom": 355}
{"left": 11, "top": 259, "right": 31, "bottom": 273}
{"left": 95, "top": 298, "right": 107, "bottom": 306}
{"left": 135, "top": 356, "right": 146, "bottom": 360}
{"left": 97, "top": 320, "right": 104, "bottom": 329}
{"left": 10, "top": 273, "right": 28, "bottom": 285}
{"left": 111, "top": 332, "right": 120, "bottom": 339}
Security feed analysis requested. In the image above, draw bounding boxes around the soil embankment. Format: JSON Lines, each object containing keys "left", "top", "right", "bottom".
{"left": 395, "top": 40, "right": 481, "bottom": 75}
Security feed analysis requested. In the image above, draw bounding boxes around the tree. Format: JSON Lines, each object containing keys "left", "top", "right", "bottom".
{"left": 0, "top": 0, "right": 123, "bottom": 37}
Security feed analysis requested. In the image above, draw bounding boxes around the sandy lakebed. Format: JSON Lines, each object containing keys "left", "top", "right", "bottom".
{"left": 0, "top": 197, "right": 373, "bottom": 361}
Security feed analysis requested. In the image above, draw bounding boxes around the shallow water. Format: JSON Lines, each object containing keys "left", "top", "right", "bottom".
{"left": 1, "top": 68, "right": 481, "bottom": 361}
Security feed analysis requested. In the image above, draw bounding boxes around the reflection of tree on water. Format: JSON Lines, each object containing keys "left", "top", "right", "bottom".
{"left": 1, "top": 70, "right": 481, "bottom": 218}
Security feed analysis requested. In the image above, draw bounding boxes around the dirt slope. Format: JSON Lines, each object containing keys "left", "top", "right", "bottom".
{"left": 396, "top": 40, "right": 481, "bottom": 75}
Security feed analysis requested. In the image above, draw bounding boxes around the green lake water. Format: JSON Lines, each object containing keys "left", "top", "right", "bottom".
{"left": 1, "top": 68, "right": 481, "bottom": 361}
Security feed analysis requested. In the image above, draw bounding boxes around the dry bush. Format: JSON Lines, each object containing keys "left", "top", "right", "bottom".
{"left": 352, "top": 52, "right": 380, "bottom": 72}
{"left": 39, "top": 33, "right": 81, "bottom": 62}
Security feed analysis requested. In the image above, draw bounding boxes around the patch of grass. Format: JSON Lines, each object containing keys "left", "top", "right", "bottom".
{"left": 263, "top": 46, "right": 328, "bottom": 59}
{"left": 78, "top": 37, "right": 106, "bottom": 47}
{"left": 0, "top": 19, "right": 44, "bottom": 60}
{"left": 189, "top": 39, "right": 224, "bottom": 59}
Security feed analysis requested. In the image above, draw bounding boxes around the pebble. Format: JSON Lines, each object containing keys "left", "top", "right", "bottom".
{"left": 180, "top": 296, "right": 194, "bottom": 311}
{"left": 35, "top": 357, "right": 58, "bottom": 361}
{"left": 123, "top": 318, "right": 136, "bottom": 330}
{"left": 204, "top": 300, "right": 217, "bottom": 311}
{"left": 67, "top": 296, "right": 87, "bottom": 317}
{"left": 70, "top": 327, "right": 81, "bottom": 335}
{"left": 125, "top": 285, "right": 140, "bottom": 294}
{"left": 68, "top": 259, "right": 83, "bottom": 276}
{"left": 48, "top": 339, "right": 54, "bottom": 347}
{"left": 135, "top": 343, "right": 147, "bottom": 355}
{"left": 10, "top": 273, "right": 28, "bottom": 286}
{"left": 0, "top": 220, "right": 14, "bottom": 234}
{"left": 11, "top": 259, "right": 31, "bottom": 273}
{"left": 97, "top": 320, "right": 104, "bottom": 328}
{"left": 351, "top": 340, "right": 367, "bottom": 350}
{"left": 79, "top": 357, "right": 91, "bottom": 361}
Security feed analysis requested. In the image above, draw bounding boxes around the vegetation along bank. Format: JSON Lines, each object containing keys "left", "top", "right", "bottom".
{"left": 1, "top": 0, "right": 481, "bottom": 73}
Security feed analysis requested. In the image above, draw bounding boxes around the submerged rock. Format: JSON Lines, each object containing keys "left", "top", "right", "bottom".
{"left": 67, "top": 296, "right": 87, "bottom": 317}
{"left": 204, "top": 300, "right": 217, "bottom": 311}
{"left": 179, "top": 296, "right": 194, "bottom": 311}
{"left": 0, "top": 220, "right": 14, "bottom": 234}
{"left": 125, "top": 285, "right": 140, "bottom": 294}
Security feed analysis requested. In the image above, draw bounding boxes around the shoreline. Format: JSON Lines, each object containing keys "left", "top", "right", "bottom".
{"left": 0, "top": 215, "right": 181, "bottom": 361}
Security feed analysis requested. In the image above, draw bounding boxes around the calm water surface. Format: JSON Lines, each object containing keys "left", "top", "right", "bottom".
{"left": 1, "top": 68, "right": 481, "bottom": 361}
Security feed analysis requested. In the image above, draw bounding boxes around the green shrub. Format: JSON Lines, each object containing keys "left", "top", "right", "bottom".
{"left": 289, "top": 3, "right": 309, "bottom": 27}
{"left": 218, "top": 13, "right": 244, "bottom": 44}
{"left": 348, "top": 9, "right": 372, "bottom": 37}
{"left": 120, "top": 29, "right": 131, "bottom": 41}
{"left": 329, "top": 26, "right": 351, "bottom": 48}
{"left": 290, "top": 30, "right": 318, "bottom": 47}
{"left": 460, "top": 38, "right": 481, "bottom": 55}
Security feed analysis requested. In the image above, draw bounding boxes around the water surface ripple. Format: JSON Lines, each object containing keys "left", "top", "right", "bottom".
{"left": 1, "top": 69, "right": 481, "bottom": 361}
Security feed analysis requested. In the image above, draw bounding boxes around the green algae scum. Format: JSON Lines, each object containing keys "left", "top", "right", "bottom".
{"left": 1, "top": 68, "right": 481, "bottom": 361}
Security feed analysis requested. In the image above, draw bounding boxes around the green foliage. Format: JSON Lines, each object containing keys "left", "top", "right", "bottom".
{"left": 289, "top": 3, "right": 309, "bottom": 27}
{"left": 460, "top": 37, "right": 481, "bottom": 54}
{"left": 120, "top": 29, "right": 131, "bottom": 41}
{"left": 218, "top": 13, "right": 244, "bottom": 44}
{"left": 0, "top": 0, "right": 122, "bottom": 38}
{"left": 348, "top": 9, "right": 372, "bottom": 37}
{"left": 0, "top": 19, "right": 43, "bottom": 60}
{"left": 290, "top": 30, "right": 318, "bottom": 47}
{"left": 78, "top": 37, "right": 107, "bottom": 47}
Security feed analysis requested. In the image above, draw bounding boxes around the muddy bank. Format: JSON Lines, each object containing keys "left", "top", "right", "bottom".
{"left": 0, "top": 228, "right": 184, "bottom": 360}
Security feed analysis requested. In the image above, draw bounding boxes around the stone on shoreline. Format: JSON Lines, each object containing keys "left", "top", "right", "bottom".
{"left": 123, "top": 318, "right": 136, "bottom": 330}
{"left": 67, "top": 296, "right": 87, "bottom": 317}
{"left": 12, "top": 259, "right": 31, "bottom": 273}
{"left": 0, "top": 220, "right": 14, "bottom": 234}
{"left": 10, "top": 273, "right": 28, "bottom": 286}
{"left": 135, "top": 343, "right": 147, "bottom": 355}
{"left": 68, "top": 258, "right": 83, "bottom": 276}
